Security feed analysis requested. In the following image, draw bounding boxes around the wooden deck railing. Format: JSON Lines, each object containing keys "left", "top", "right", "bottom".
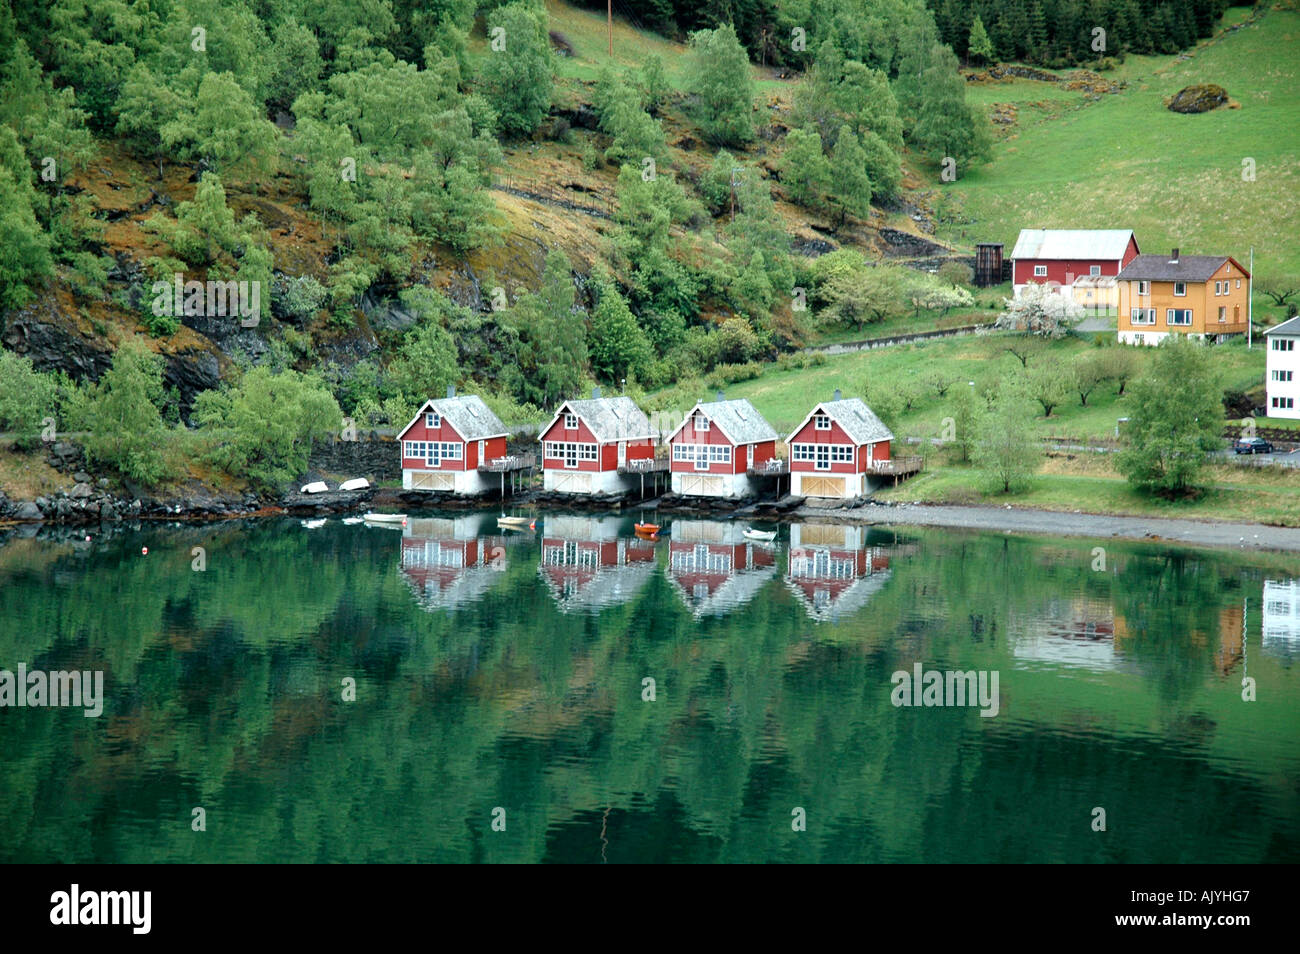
{"left": 868, "top": 456, "right": 924, "bottom": 477}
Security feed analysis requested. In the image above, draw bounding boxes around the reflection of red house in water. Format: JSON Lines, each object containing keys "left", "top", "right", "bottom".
{"left": 784, "top": 523, "right": 892, "bottom": 622}
{"left": 400, "top": 515, "right": 508, "bottom": 611}
{"left": 665, "top": 520, "right": 778, "bottom": 617}
{"left": 538, "top": 515, "right": 657, "bottom": 612}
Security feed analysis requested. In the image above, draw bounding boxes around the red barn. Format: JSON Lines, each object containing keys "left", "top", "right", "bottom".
{"left": 784, "top": 524, "right": 893, "bottom": 622}
{"left": 665, "top": 519, "right": 778, "bottom": 617}
{"left": 785, "top": 396, "right": 893, "bottom": 500}
{"left": 538, "top": 395, "right": 655, "bottom": 495}
{"left": 667, "top": 399, "right": 778, "bottom": 498}
{"left": 397, "top": 393, "right": 508, "bottom": 494}
{"left": 537, "top": 515, "right": 657, "bottom": 612}
{"left": 1011, "top": 229, "right": 1139, "bottom": 297}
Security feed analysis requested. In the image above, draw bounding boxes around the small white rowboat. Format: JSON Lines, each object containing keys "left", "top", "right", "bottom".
{"left": 743, "top": 528, "right": 776, "bottom": 543}
{"left": 363, "top": 512, "right": 407, "bottom": 525}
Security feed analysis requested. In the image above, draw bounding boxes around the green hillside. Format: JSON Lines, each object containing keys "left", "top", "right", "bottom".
{"left": 942, "top": 4, "right": 1300, "bottom": 295}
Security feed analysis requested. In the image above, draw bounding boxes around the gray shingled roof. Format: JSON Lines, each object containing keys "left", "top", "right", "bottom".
{"left": 688, "top": 399, "right": 778, "bottom": 444}
{"left": 787, "top": 398, "right": 893, "bottom": 445}
{"left": 1116, "top": 254, "right": 1229, "bottom": 283}
{"left": 1264, "top": 315, "right": 1300, "bottom": 336}
{"left": 546, "top": 396, "right": 653, "bottom": 442}
{"left": 1011, "top": 229, "right": 1134, "bottom": 260}
{"left": 426, "top": 395, "right": 507, "bottom": 441}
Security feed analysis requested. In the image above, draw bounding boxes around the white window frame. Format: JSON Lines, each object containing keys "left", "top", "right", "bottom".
{"left": 1033, "top": 265, "right": 1047, "bottom": 277}
{"left": 1218, "top": 306, "right": 1227, "bottom": 322}
{"left": 830, "top": 445, "right": 854, "bottom": 463}
{"left": 814, "top": 445, "right": 830, "bottom": 470}
{"left": 1166, "top": 308, "right": 1192, "bottom": 326}
{"left": 1173, "top": 282, "right": 1186, "bottom": 297}
{"left": 563, "top": 413, "right": 578, "bottom": 430}
{"left": 1130, "top": 308, "right": 1155, "bottom": 326}
{"left": 694, "top": 414, "right": 710, "bottom": 432}
{"left": 426, "top": 412, "right": 440, "bottom": 428}
{"left": 1137, "top": 281, "right": 1150, "bottom": 296}
{"left": 815, "top": 414, "right": 831, "bottom": 431}
{"left": 1089, "top": 265, "right": 1101, "bottom": 276}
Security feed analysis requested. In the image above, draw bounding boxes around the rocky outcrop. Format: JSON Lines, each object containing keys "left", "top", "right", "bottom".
{"left": 2, "top": 296, "right": 114, "bottom": 382}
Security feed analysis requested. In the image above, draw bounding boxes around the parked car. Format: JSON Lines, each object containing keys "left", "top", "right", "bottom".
{"left": 1233, "top": 437, "right": 1274, "bottom": 455}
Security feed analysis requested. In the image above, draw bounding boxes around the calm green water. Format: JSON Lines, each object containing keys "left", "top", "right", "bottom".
{"left": 2, "top": 511, "right": 1298, "bottom": 863}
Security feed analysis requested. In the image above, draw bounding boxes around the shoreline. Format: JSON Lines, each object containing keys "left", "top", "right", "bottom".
{"left": 5, "top": 485, "right": 1300, "bottom": 553}
{"left": 812, "top": 501, "right": 1300, "bottom": 553}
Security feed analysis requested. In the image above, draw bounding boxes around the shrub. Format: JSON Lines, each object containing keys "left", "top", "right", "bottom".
{"left": 274, "top": 274, "right": 329, "bottom": 324}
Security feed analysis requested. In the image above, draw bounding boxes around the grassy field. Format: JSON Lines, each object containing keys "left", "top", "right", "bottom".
{"left": 877, "top": 451, "right": 1300, "bottom": 527}
{"left": 940, "top": 4, "right": 1300, "bottom": 306}
{"left": 657, "top": 332, "right": 1266, "bottom": 439}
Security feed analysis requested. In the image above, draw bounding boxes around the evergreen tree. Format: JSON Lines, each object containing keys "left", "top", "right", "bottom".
{"left": 968, "top": 15, "right": 994, "bottom": 64}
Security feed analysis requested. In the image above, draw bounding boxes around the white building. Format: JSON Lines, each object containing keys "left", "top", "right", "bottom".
{"left": 1264, "top": 315, "right": 1300, "bottom": 420}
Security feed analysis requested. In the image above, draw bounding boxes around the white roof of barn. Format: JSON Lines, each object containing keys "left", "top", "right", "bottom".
{"left": 1011, "top": 229, "right": 1135, "bottom": 261}
{"left": 785, "top": 398, "right": 893, "bottom": 446}
{"left": 398, "top": 395, "right": 507, "bottom": 442}
{"left": 539, "top": 396, "right": 652, "bottom": 442}
{"left": 672, "top": 399, "right": 777, "bottom": 445}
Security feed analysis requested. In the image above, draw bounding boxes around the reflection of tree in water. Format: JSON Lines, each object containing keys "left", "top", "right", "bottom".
{"left": 0, "top": 521, "right": 1293, "bottom": 862}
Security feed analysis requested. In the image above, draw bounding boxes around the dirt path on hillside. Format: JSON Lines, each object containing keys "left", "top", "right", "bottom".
{"left": 796, "top": 502, "right": 1300, "bottom": 553}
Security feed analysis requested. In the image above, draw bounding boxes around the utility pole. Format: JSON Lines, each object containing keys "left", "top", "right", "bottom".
{"left": 608, "top": 0, "right": 613, "bottom": 56}
{"left": 1248, "top": 246, "right": 1254, "bottom": 349}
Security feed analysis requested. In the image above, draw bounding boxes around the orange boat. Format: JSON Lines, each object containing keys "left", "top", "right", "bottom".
{"left": 634, "top": 522, "right": 660, "bottom": 537}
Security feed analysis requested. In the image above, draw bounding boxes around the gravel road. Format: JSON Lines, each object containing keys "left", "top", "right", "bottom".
{"left": 795, "top": 502, "right": 1300, "bottom": 553}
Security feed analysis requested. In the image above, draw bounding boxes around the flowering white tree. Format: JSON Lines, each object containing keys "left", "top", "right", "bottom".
{"left": 995, "top": 283, "right": 1085, "bottom": 337}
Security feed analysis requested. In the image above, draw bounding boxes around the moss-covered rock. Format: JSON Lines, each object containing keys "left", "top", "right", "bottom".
{"left": 1166, "top": 84, "right": 1230, "bottom": 114}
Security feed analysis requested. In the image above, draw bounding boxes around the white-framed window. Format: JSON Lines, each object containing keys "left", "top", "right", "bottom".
{"left": 1137, "top": 281, "right": 1150, "bottom": 296}
{"left": 791, "top": 444, "right": 813, "bottom": 462}
{"left": 1166, "top": 309, "right": 1192, "bottom": 326}
{"left": 1174, "top": 282, "right": 1186, "bottom": 297}
{"left": 405, "top": 441, "right": 461, "bottom": 465}
{"left": 545, "top": 441, "right": 597, "bottom": 463}
{"left": 1273, "top": 397, "right": 1296, "bottom": 409}
{"left": 1130, "top": 308, "right": 1155, "bottom": 325}
{"left": 426, "top": 412, "right": 441, "bottom": 428}
{"left": 563, "top": 413, "right": 578, "bottom": 430}
{"left": 1271, "top": 369, "right": 1294, "bottom": 382}
{"left": 1089, "top": 265, "right": 1101, "bottom": 276}
{"left": 814, "top": 445, "right": 830, "bottom": 470}
{"left": 693, "top": 413, "right": 710, "bottom": 432}
{"left": 830, "top": 445, "right": 853, "bottom": 463}
{"left": 1218, "top": 306, "right": 1227, "bottom": 322}
{"left": 1272, "top": 338, "right": 1295, "bottom": 352}
{"left": 674, "top": 443, "right": 729, "bottom": 466}
{"left": 814, "top": 414, "right": 830, "bottom": 430}
{"left": 1033, "top": 265, "right": 1047, "bottom": 277}
{"left": 1236, "top": 279, "right": 1241, "bottom": 289}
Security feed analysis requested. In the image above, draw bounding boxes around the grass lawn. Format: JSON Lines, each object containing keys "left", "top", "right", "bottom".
{"left": 939, "top": 4, "right": 1300, "bottom": 297}
{"left": 658, "top": 332, "right": 1267, "bottom": 439}
{"left": 877, "top": 451, "right": 1300, "bottom": 527}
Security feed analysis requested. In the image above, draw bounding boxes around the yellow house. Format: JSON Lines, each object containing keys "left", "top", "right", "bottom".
{"left": 1116, "top": 249, "right": 1250, "bottom": 345}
